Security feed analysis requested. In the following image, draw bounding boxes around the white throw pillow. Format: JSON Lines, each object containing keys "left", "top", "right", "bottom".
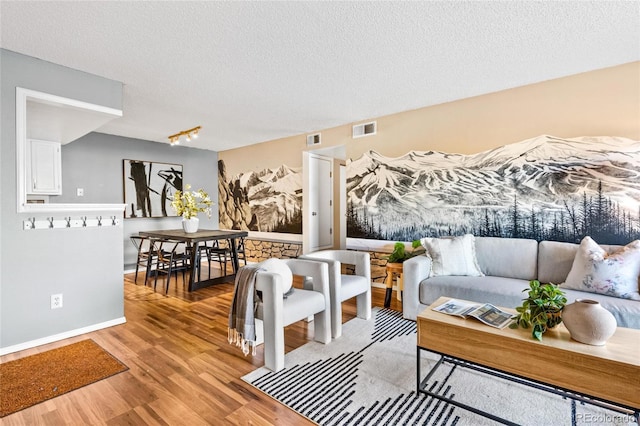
{"left": 562, "top": 236, "right": 640, "bottom": 300}
{"left": 258, "top": 258, "right": 293, "bottom": 294}
{"left": 420, "top": 234, "right": 484, "bottom": 278}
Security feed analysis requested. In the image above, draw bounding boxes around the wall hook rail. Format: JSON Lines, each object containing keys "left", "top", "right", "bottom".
{"left": 22, "top": 215, "right": 121, "bottom": 230}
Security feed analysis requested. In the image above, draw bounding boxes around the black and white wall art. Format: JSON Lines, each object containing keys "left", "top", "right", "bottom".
{"left": 123, "top": 159, "right": 183, "bottom": 218}
{"left": 347, "top": 135, "right": 640, "bottom": 245}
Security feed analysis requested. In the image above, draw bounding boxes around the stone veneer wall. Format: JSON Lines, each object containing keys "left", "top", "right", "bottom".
{"left": 244, "top": 239, "right": 303, "bottom": 262}
{"left": 243, "top": 238, "right": 391, "bottom": 284}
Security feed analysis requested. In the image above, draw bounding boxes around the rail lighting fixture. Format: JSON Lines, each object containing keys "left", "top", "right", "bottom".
{"left": 169, "top": 126, "right": 201, "bottom": 146}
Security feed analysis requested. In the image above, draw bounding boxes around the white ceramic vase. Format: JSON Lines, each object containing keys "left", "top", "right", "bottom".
{"left": 562, "top": 299, "right": 617, "bottom": 346}
{"left": 182, "top": 217, "right": 199, "bottom": 233}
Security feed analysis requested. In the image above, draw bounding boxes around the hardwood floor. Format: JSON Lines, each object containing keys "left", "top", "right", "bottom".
{"left": 1, "top": 268, "right": 403, "bottom": 425}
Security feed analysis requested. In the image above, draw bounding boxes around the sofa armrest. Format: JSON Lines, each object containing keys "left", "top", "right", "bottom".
{"left": 402, "top": 255, "right": 432, "bottom": 320}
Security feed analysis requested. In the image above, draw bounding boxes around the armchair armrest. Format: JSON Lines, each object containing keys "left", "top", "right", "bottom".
{"left": 255, "top": 272, "right": 285, "bottom": 347}
{"left": 256, "top": 272, "right": 285, "bottom": 312}
{"left": 402, "top": 255, "right": 432, "bottom": 320}
{"left": 284, "top": 258, "right": 330, "bottom": 297}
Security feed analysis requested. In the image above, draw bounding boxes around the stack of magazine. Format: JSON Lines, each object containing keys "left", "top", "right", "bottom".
{"left": 432, "top": 299, "right": 515, "bottom": 329}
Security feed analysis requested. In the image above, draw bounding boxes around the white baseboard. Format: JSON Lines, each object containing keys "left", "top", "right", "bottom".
{"left": 0, "top": 316, "right": 127, "bottom": 356}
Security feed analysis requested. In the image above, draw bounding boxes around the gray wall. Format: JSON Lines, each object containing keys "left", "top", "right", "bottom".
{"left": 54, "top": 132, "right": 219, "bottom": 269}
{"left": 1, "top": 49, "right": 125, "bottom": 351}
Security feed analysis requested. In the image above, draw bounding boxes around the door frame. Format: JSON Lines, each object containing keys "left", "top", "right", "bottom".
{"left": 303, "top": 151, "right": 334, "bottom": 254}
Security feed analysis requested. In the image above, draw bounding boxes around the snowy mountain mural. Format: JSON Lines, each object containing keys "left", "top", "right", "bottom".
{"left": 347, "top": 135, "right": 640, "bottom": 245}
{"left": 219, "top": 160, "right": 303, "bottom": 233}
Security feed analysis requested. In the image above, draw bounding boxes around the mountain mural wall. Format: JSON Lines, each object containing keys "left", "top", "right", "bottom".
{"left": 218, "top": 159, "right": 303, "bottom": 233}
{"left": 347, "top": 135, "right": 640, "bottom": 245}
{"left": 219, "top": 135, "right": 640, "bottom": 245}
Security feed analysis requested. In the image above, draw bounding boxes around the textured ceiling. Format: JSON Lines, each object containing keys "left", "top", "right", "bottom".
{"left": 1, "top": 1, "right": 639, "bottom": 152}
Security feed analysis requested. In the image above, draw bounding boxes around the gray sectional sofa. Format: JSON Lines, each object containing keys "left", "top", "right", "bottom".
{"left": 402, "top": 237, "right": 640, "bottom": 329}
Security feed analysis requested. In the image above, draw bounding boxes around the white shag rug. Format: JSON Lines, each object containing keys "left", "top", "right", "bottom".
{"left": 243, "top": 308, "right": 635, "bottom": 426}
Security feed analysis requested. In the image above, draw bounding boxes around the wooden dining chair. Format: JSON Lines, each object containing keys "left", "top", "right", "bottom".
{"left": 220, "top": 237, "right": 246, "bottom": 274}
{"left": 149, "top": 238, "right": 190, "bottom": 294}
{"left": 130, "top": 236, "right": 154, "bottom": 285}
{"left": 235, "top": 237, "right": 247, "bottom": 268}
{"left": 195, "top": 241, "right": 229, "bottom": 280}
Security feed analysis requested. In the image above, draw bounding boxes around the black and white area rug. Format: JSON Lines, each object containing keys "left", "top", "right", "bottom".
{"left": 243, "top": 308, "right": 636, "bottom": 425}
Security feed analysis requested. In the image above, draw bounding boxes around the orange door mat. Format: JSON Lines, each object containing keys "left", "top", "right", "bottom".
{"left": 0, "top": 339, "right": 128, "bottom": 417}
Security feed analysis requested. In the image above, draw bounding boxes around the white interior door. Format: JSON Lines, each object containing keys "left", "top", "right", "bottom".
{"left": 304, "top": 153, "right": 333, "bottom": 253}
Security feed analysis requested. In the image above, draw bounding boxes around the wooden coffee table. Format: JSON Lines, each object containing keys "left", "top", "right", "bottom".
{"left": 417, "top": 297, "right": 640, "bottom": 425}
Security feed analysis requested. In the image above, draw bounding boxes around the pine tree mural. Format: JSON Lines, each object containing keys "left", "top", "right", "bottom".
{"left": 346, "top": 136, "right": 640, "bottom": 244}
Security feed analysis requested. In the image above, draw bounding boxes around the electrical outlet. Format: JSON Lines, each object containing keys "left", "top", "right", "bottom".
{"left": 77, "top": 188, "right": 84, "bottom": 197}
{"left": 51, "top": 294, "right": 63, "bottom": 309}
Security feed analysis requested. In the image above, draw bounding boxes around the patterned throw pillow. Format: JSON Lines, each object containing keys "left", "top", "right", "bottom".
{"left": 420, "top": 234, "right": 484, "bottom": 278}
{"left": 562, "top": 236, "right": 640, "bottom": 300}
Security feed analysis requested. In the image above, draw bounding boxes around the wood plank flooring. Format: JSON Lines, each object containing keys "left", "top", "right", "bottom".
{"left": 1, "top": 268, "right": 403, "bottom": 425}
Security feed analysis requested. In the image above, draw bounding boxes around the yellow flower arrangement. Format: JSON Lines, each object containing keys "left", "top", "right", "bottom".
{"left": 171, "top": 184, "right": 213, "bottom": 219}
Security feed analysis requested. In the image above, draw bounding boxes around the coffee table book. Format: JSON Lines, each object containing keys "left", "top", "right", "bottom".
{"left": 432, "top": 298, "right": 514, "bottom": 329}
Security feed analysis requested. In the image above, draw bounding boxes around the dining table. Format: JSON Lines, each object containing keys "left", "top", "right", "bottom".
{"left": 138, "top": 228, "right": 249, "bottom": 291}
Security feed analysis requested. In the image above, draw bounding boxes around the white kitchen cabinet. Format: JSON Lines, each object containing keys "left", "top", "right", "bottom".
{"left": 27, "top": 139, "right": 61, "bottom": 195}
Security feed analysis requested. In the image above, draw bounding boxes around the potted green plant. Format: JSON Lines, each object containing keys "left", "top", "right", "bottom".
{"left": 386, "top": 240, "right": 425, "bottom": 263}
{"left": 509, "top": 280, "right": 567, "bottom": 341}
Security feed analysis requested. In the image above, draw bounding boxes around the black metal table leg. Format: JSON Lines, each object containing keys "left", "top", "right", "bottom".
{"left": 384, "top": 288, "right": 392, "bottom": 308}
{"left": 416, "top": 347, "right": 638, "bottom": 425}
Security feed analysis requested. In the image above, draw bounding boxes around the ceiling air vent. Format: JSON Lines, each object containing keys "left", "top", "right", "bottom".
{"left": 352, "top": 121, "right": 377, "bottom": 138}
{"left": 307, "top": 133, "right": 321, "bottom": 146}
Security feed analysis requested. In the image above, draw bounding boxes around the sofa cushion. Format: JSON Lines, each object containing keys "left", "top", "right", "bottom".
{"left": 538, "top": 241, "right": 580, "bottom": 284}
{"left": 420, "top": 234, "right": 483, "bottom": 278}
{"left": 562, "top": 237, "right": 640, "bottom": 300}
{"left": 419, "top": 275, "right": 531, "bottom": 310}
{"left": 340, "top": 274, "right": 369, "bottom": 300}
{"left": 538, "top": 240, "right": 625, "bottom": 285}
{"left": 417, "top": 276, "right": 640, "bottom": 329}
{"left": 474, "top": 237, "right": 538, "bottom": 280}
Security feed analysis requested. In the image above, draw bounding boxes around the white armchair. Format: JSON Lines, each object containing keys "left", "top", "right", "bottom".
{"left": 299, "top": 250, "right": 371, "bottom": 338}
{"left": 256, "top": 258, "right": 331, "bottom": 372}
